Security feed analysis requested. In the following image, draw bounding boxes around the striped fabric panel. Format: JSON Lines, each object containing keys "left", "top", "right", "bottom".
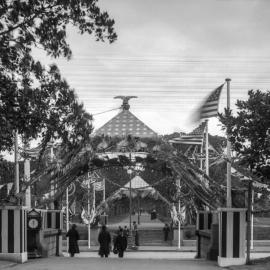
{"left": 56, "top": 212, "right": 60, "bottom": 229}
{"left": 219, "top": 210, "right": 245, "bottom": 258}
{"left": 199, "top": 84, "right": 224, "bottom": 120}
{"left": 20, "top": 210, "right": 22, "bottom": 253}
{"left": 170, "top": 122, "right": 206, "bottom": 145}
{"left": 171, "top": 135, "right": 203, "bottom": 145}
{"left": 8, "top": 210, "right": 14, "bottom": 253}
{"left": 0, "top": 209, "right": 26, "bottom": 254}
{"left": 233, "top": 212, "right": 240, "bottom": 258}
{"left": 197, "top": 211, "right": 213, "bottom": 230}
{"left": 221, "top": 212, "right": 227, "bottom": 257}
{"left": 1, "top": 210, "right": 8, "bottom": 253}
{"left": 47, "top": 212, "right": 52, "bottom": 228}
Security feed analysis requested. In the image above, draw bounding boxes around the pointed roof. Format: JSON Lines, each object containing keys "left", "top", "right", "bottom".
{"left": 94, "top": 97, "right": 157, "bottom": 138}
{"left": 123, "top": 175, "right": 151, "bottom": 189}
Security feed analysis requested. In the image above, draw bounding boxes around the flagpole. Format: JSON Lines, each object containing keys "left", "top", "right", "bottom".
{"left": 93, "top": 181, "right": 96, "bottom": 212}
{"left": 251, "top": 189, "right": 254, "bottom": 249}
{"left": 50, "top": 146, "right": 55, "bottom": 209}
{"left": 103, "top": 178, "right": 106, "bottom": 202}
{"left": 226, "top": 78, "right": 232, "bottom": 208}
{"left": 14, "top": 130, "right": 19, "bottom": 196}
{"left": 200, "top": 143, "right": 203, "bottom": 170}
{"left": 87, "top": 178, "right": 91, "bottom": 249}
{"left": 24, "top": 158, "right": 31, "bottom": 207}
{"left": 66, "top": 187, "right": 69, "bottom": 252}
{"left": 177, "top": 178, "right": 181, "bottom": 249}
{"left": 205, "top": 120, "right": 209, "bottom": 176}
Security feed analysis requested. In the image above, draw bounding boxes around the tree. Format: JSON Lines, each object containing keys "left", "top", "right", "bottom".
{"left": 0, "top": 0, "right": 117, "bottom": 152}
{"left": 219, "top": 90, "right": 270, "bottom": 183}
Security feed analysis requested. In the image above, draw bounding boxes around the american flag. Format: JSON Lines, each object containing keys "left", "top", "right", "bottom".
{"left": 198, "top": 84, "right": 224, "bottom": 120}
{"left": 94, "top": 181, "right": 104, "bottom": 191}
{"left": 169, "top": 121, "right": 206, "bottom": 145}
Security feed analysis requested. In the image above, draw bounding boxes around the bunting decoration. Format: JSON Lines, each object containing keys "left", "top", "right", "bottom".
{"left": 94, "top": 181, "right": 104, "bottom": 191}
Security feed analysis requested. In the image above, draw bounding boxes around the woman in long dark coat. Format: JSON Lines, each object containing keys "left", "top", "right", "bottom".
{"left": 66, "top": 224, "right": 80, "bottom": 257}
{"left": 98, "top": 225, "right": 111, "bottom": 258}
{"left": 114, "top": 229, "right": 127, "bottom": 258}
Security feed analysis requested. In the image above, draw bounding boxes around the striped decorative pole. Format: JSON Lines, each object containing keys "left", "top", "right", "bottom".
{"left": 0, "top": 207, "right": 28, "bottom": 263}
{"left": 218, "top": 208, "right": 246, "bottom": 267}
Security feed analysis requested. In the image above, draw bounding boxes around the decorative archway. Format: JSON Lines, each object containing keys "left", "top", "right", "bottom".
{"left": 31, "top": 139, "right": 223, "bottom": 220}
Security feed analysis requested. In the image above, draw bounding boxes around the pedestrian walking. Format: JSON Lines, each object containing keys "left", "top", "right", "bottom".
{"left": 98, "top": 225, "right": 111, "bottom": 258}
{"left": 117, "top": 225, "right": 123, "bottom": 234}
{"left": 133, "top": 221, "right": 139, "bottom": 246}
{"left": 163, "top": 223, "right": 170, "bottom": 241}
{"left": 123, "top": 225, "right": 129, "bottom": 237}
{"left": 66, "top": 224, "right": 80, "bottom": 257}
{"left": 132, "top": 221, "right": 138, "bottom": 231}
{"left": 114, "top": 229, "right": 127, "bottom": 258}
{"left": 151, "top": 209, "right": 157, "bottom": 220}
{"left": 134, "top": 230, "right": 139, "bottom": 246}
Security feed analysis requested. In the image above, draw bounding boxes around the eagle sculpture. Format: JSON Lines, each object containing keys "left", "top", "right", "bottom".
{"left": 114, "top": 96, "right": 137, "bottom": 110}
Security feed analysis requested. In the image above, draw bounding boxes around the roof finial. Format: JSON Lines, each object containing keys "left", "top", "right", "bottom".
{"left": 114, "top": 96, "right": 138, "bottom": 110}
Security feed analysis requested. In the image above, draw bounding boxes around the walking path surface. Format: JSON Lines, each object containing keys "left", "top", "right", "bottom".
{"left": 0, "top": 256, "right": 222, "bottom": 270}
{"left": 0, "top": 251, "right": 270, "bottom": 270}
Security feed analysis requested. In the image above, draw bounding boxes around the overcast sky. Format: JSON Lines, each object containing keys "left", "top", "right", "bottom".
{"left": 34, "top": 0, "right": 270, "bottom": 136}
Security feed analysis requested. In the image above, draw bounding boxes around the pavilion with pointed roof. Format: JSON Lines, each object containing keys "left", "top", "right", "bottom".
{"left": 94, "top": 96, "right": 158, "bottom": 138}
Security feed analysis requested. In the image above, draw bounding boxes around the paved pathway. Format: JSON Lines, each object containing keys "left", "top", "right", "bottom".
{"left": 0, "top": 250, "right": 269, "bottom": 269}
{"left": 1, "top": 257, "right": 221, "bottom": 270}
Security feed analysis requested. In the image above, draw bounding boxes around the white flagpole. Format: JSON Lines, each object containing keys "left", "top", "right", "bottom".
{"left": 93, "top": 181, "right": 96, "bottom": 212}
{"left": 50, "top": 146, "right": 55, "bottom": 209}
{"left": 24, "top": 158, "right": 31, "bottom": 207}
{"left": 251, "top": 189, "right": 254, "bottom": 249}
{"left": 87, "top": 178, "right": 91, "bottom": 249}
{"left": 14, "top": 130, "right": 19, "bottom": 196}
{"left": 103, "top": 178, "right": 107, "bottom": 224}
{"left": 205, "top": 120, "right": 209, "bottom": 177}
{"left": 103, "top": 178, "right": 106, "bottom": 202}
{"left": 177, "top": 178, "right": 181, "bottom": 249}
{"left": 200, "top": 143, "right": 203, "bottom": 170}
{"left": 66, "top": 187, "right": 69, "bottom": 252}
{"left": 226, "top": 78, "right": 232, "bottom": 208}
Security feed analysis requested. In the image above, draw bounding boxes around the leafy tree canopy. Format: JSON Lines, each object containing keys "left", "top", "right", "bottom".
{"left": 219, "top": 90, "right": 270, "bottom": 182}
{"left": 0, "top": 0, "right": 117, "bottom": 152}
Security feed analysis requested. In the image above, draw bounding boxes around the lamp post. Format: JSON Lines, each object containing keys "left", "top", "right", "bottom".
{"left": 127, "top": 168, "right": 132, "bottom": 234}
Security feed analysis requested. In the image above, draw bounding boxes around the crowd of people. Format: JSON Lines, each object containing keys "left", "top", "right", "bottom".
{"left": 66, "top": 222, "right": 140, "bottom": 258}
{"left": 65, "top": 214, "right": 171, "bottom": 259}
